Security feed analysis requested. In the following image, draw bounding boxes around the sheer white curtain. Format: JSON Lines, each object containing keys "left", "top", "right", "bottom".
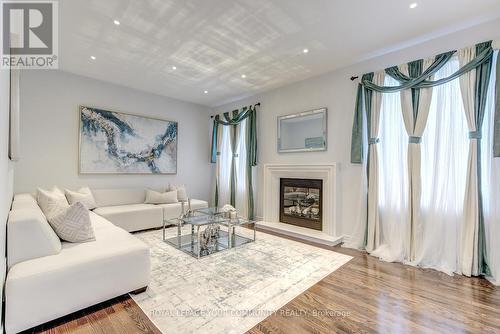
{"left": 371, "top": 75, "right": 409, "bottom": 262}
{"left": 216, "top": 125, "right": 232, "bottom": 207}
{"left": 418, "top": 57, "right": 469, "bottom": 274}
{"left": 482, "top": 51, "right": 499, "bottom": 284}
{"left": 365, "top": 71, "right": 385, "bottom": 252}
{"left": 234, "top": 119, "right": 249, "bottom": 218}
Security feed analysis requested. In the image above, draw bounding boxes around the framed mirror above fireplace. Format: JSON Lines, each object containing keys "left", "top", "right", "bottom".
{"left": 277, "top": 108, "right": 327, "bottom": 153}
{"left": 279, "top": 178, "right": 322, "bottom": 231}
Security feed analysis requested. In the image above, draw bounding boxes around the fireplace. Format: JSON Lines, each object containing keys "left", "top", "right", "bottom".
{"left": 279, "top": 178, "right": 322, "bottom": 231}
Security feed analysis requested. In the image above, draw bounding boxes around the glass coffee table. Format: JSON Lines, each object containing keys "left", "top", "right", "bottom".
{"left": 163, "top": 207, "right": 256, "bottom": 258}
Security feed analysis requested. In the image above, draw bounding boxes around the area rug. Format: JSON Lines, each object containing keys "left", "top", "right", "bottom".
{"left": 131, "top": 226, "right": 352, "bottom": 334}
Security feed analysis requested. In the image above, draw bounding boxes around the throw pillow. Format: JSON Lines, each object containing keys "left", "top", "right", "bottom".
{"left": 145, "top": 189, "right": 178, "bottom": 204}
{"left": 37, "top": 187, "right": 70, "bottom": 221}
{"left": 65, "top": 187, "right": 97, "bottom": 210}
{"left": 168, "top": 184, "right": 188, "bottom": 201}
{"left": 49, "top": 202, "right": 95, "bottom": 243}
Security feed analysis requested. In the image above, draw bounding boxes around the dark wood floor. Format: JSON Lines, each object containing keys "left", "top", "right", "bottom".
{"left": 24, "top": 230, "right": 500, "bottom": 334}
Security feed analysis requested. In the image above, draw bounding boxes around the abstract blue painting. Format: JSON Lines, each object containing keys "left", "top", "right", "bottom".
{"left": 79, "top": 106, "right": 177, "bottom": 174}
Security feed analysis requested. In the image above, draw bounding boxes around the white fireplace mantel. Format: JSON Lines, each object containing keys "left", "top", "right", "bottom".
{"left": 257, "top": 163, "right": 342, "bottom": 246}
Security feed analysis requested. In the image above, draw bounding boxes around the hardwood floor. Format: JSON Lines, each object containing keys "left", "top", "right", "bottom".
{"left": 22, "top": 295, "right": 160, "bottom": 334}
{"left": 23, "top": 230, "right": 500, "bottom": 334}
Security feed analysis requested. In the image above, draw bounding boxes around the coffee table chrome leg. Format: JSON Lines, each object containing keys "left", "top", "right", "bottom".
{"left": 197, "top": 226, "right": 201, "bottom": 259}
{"left": 177, "top": 220, "right": 181, "bottom": 248}
{"left": 253, "top": 224, "right": 256, "bottom": 241}
{"left": 227, "top": 224, "right": 232, "bottom": 249}
{"left": 191, "top": 225, "right": 194, "bottom": 251}
{"left": 162, "top": 219, "right": 166, "bottom": 241}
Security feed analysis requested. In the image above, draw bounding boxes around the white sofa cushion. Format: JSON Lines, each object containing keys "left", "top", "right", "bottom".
{"left": 7, "top": 206, "right": 62, "bottom": 268}
{"left": 5, "top": 212, "right": 150, "bottom": 334}
{"left": 91, "top": 188, "right": 146, "bottom": 207}
{"left": 145, "top": 189, "right": 177, "bottom": 204}
{"left": 36, "top": 187, "right": 69, "bottom": 220}
{"left": 49, "top": 202, "right": 95, "bottom": 243}
{"left": 168, "top": 184, "right": 188, "bottom": 201}
{"left": 64, "top": 187, "right": 97, "bottom": 210}
{"left": 158, "top": 199, "right": 209, "bottom": 221}
{"left": 11, "top": 193, "right": 38, "bottom": 211}
{"left": 93, "top": 204, "right": 163, "bottom": 232}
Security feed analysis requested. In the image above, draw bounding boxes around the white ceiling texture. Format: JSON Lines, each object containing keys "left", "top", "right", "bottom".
{"left": 59, "top": 0, "right": 500, "bottom": 106}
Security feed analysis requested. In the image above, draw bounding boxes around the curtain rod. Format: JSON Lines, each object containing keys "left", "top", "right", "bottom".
{"left": 210, "top": 103, "right": 260, "bottom": 118}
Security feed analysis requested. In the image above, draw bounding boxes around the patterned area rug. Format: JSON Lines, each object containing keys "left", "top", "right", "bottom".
{"left": 131, "top": 227, "right": 351, "bottom": 334}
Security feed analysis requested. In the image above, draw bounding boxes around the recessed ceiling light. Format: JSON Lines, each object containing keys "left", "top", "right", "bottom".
{"left": 204, "top": 90, "right": 208, "bottom": 94}
{"left": 409, "top": 3, "right": 418, "bottom": 9}
{"left": 113, "top": 19, "right": 120, "bottom": 25}
{"left": 172, "top": 66, "right": 177, "bottom": 70}
{"left": 303, "top": 48, "right": 309, "bottom": 54}
{"left": 90, "top": 56, "right": 96, "bottom": 60}
{"left": 241, "top": 74, "right": 246, "bottom": 78}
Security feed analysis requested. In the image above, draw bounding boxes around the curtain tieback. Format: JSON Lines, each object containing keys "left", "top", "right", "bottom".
{"left": 368, "top": 138, "right": 380, "bottom": 145}
{"left": 233, "top": 153, "right": 239, "bottom": 158}
{"left": 408, "top": 136, "right": 422, "bottom": 144}
{"left": 468, "top": 131, "right": 482, "bottom": 140}
{"left": 216, "top": 152, "right": 221, "bottom": 156}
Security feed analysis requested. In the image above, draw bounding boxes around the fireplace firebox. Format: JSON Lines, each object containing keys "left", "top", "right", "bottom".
{"left": 279, "top": 178, "right": 322, "bottom": 230}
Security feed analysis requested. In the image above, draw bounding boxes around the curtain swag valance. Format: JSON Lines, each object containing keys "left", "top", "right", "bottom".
{"left": 210, "top": 105, "right": 258, "bottom": 165}
{"left": 351, "top": 40, "right": 500, "bottom": 163}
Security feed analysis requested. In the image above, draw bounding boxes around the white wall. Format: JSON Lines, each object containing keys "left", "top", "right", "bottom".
{"left": 214, "top": 19, "right": 500, "bottom": 238}
{"left": 16, "top": 70, "right": 212, "bottom": 201}
{"left": 1, "top": 68, "right": 15, "bottom": 331}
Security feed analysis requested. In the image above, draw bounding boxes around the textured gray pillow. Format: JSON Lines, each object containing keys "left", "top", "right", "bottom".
{"left": 145, "top": 189, "right": 178, "bottom": 204}
{"left": 48, "top": 202, "right": 95, "bottom": 243}
{"left": 65, "top": 187, "right": 97, "bottom": 210}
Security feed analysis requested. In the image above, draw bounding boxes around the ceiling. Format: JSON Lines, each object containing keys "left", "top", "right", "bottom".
{"left": 59, "top": 0, "right": 500, "bottom": 106}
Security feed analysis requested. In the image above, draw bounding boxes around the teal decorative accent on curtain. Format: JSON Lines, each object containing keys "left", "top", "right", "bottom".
{"left": 246, "top": 108, "right": 257, "bottom": 219}
{"left": 474, "top": 41, "right": 493, "bottom": 276}
{"left": 494, "top": 51, "right": 500, "bottom": 157}
{"left": 361, "top": 73, "right": 374, "bottom": 247}
{"left": 408, "top": 59, "right": 423, "bottom": 121}
{"left": 210, "top": 105, "right": 258, "bottom": 218}
{"left": 468, "top": 131, "right": 482, "bottom": 139}
{"left": 408, "top": 136, "right": 422, "bottom": 144}
{"left": 210, "top": 119, "right": 219, "bottom": 163}
{"left": 350, "top": 84, "right": 364, "bottom": 163}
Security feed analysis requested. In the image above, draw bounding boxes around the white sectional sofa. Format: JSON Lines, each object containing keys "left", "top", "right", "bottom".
{"left": 5, "top": 188, "right": 208, "bottom": 333}
{"left": 91, "top": 188, "right": 208, "bottom": 231}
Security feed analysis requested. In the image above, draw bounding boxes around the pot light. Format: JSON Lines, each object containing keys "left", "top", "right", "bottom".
{"left": 172, "top": 66, "right": 177, "bottom": 70}
{"left": 113, "top": 19, "right": 121, "bottom": 25}
{"left": 303, "top": 48, "right": 309, "bottom": 54}
{"left": 409, "top": 3, "right": 418, "bottom": 9}
{"left": 241, "top": 74, "right": 246, "bottom": 78}
{"left": 90, "top": 55, "right": 96, "bottom": 60}
{"left": 204, "top": 90, "right": 208, "bottom": 94}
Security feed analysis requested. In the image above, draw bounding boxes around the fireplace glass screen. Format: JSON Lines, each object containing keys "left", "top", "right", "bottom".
{"left": 280, "top": 178, "right": 322, "bottom": 230}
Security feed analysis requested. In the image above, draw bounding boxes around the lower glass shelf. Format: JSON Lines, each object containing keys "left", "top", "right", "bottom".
{"left": 164, "top": 229, "right": 254, "bottom": 258}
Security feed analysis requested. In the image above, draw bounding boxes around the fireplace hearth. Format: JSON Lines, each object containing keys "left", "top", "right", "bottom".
{"left": 279, "top": 178, "right": 322, "bottom": 231}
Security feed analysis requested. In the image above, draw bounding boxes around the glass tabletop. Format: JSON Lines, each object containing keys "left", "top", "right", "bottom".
{"left": 194, "top": 207, "right": 226, "bottom": 216}
{"left": 180, "top": 214, "right": 228, "bottom": 226}
{"left": 221, "top": 217, "right": 255, "bottom": 226}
